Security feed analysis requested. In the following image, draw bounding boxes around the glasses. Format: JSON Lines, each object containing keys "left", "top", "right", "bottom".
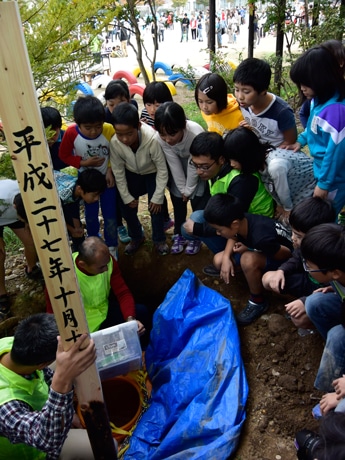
{"left": 302, "top": 258, "right": 331, "bottom": 273}
{"left": 189, "top": 159, "right": 216, "bottom": 171}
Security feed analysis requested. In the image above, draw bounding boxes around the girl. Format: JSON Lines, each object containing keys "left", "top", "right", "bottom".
{"left": 288, "top": 46, "right": 345, "bottom": 215}
{"left": 195, "top": 72, "right": 243, "bottom": 135}
{"left": 155, "top": 102, "right": 209, "bottom": 255}
{"left": 223, "top": 127, "right": 274, "bottom": 218}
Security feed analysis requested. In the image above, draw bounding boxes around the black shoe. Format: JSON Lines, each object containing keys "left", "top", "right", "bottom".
{"left": 202, "top": 264, "right": 220, "bottom": 276}
{"left": 236, "top": 300, "right": 268, "bottom": 326}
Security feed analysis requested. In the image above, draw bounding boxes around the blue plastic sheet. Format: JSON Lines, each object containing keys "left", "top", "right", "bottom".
{"left": 124, "top": 269, "right": 248, "bottom": 459}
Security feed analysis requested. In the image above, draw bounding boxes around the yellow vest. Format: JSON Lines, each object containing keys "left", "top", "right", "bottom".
{"left": 0, "top": 337, "right": 47, "bottom": 459}
{"left": 73, "top": 253, "right": 113, "bottom": 332}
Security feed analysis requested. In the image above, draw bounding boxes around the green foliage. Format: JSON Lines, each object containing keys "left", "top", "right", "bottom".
{"left": 3, "top": 227, "right": 22, "bottom": 254}
{"left": 209, "top": 51, "right": 240, "bottom": 93}
{"left": 0, "top": 153, "right": 15, "bottom": 180}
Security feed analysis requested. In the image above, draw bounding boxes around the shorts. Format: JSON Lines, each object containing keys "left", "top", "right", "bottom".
{"left": 0, "top": 220, "right": 25, "bottom": 238}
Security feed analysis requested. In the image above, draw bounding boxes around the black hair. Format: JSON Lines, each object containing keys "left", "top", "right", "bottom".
{"left": 104, "top": 79, "right": 130, "bottom": 101}
{"left": 204, "top": 193, "right": 245, "bottom": 226}
{"left": 40, "top": 107, "right": 62, "bottom": 130}
{"left": 321, "top": 39, "right": 345, "bottom": 76}
{"left": 289, "top": 197, "right": 336, "bottom": 234}
{"left": 78, "top": 236, "right": 108, "bottom": 265}
{"left": 112, "top": 102, "right": 139, "bottom": 128}
{"left": 301, "top": 223, "right": 345, "bottom": 272}
{"left": 13, "top": 193, "right": 27, "bottom": 223}
{"left": 154, "top": 102, "right": 187, "bottom": 135}
{"left": 73, "top": 95, "right": 105, "bottom": 125}
{"left": 233, "top": 58, "right": 271, "bottom": 93}
{"left": 143, "top": 81, "right": 173, "bottom": 105}
{"left": 290, "top": 46, "right": 345, "bottom": 104}
{"left": 189, "top": 131, "right": 225, "bottom": 160}
{"left": 315, "top": 412, "right": 345, "bottom": 460}
{"left": 195, "top": 73, "right": 228, "bottom": 112}
{"left": 223, "top": 127, "right": 270, "bottom": 174}
{"left": 11, "top": 313, "right": 58, "bottom": 366}
{"left": 76, "top": 169, "right": 107, "bottom": 194}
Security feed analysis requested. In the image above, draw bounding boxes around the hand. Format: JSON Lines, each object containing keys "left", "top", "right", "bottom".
{"left": 320, "top": 392, "right": 339, "bottom": 415}
{"left": 233, "top": 242, "right": 248, "bottom": 254}
{"left": 263, "top": 270, "right": 285, "bottom": 294}
{"left": 106, "top": 168, "right": 115, "bottom": 188}
{"left": 82, "top": 156, "right": 105, "bottom": 168}
{"left": 281, "top": 142, "right": 301, "bottom": 152}
{"left": 333, "top": 375, "right": 345, "bottom": 399}
{"left": 52, "top": 334, "right": 96, "bottom": 394}
{"left": 285, "top": 299, "right": 305, "bottom": 318}
{"left": 182, "top": 194, "right": 189, "bottom": 202}
{"left": 136, "top": 320, "right": 146, "bottom": 336}
{"left": 127, "top": 199, "right": 139, "bottom": 209}
{"left": 220, "top": 257, "right": 235, "bottom": 284}
{"left": 238, "top": 120, "right": 252, "bottom": 129}
{"left": 183, "top": 218, "right": 194, "bottom": 235}
{"left": 313, "top": 185, "right": 328, "bottom": 200}
{"left": 313, "top": 285, "right": 334, "bottom": 294}
{"left": 148, "top": 201, "right": 161, "bottom": 214}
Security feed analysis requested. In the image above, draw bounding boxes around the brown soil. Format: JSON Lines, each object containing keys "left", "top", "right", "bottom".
{"left": 0, "top": 87, "right": 325, "bottom": 459}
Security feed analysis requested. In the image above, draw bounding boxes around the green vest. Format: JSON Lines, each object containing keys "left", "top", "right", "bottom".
{"left": 73, "top": 252, "right": 113, "bottom": 332}
{"left": 209, "top": 170, "right": 274, "bottom": 217}
{"left": 0, "top": 337, "right": 48, "bottom": 460}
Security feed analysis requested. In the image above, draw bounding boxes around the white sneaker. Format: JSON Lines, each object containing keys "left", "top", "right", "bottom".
{"left": 109, "top": 246, "right": 118, "bottom": 260}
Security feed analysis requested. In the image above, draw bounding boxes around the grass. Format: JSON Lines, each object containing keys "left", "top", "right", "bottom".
{"left": 182, "top": 101, "right": 207, "bottom": 130}
{"left": 3, "top": 227, "right": 22, "bottom": 254}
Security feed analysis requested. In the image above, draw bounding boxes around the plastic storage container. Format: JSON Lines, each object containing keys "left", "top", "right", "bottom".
{"left": 91, "top": 321, "right": 142, "bottom": 380}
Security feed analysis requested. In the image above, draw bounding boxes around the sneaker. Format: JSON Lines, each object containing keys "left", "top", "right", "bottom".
{"left": 185, "top": 240, "right": 202, "bottom": 255}
{"left": 202, "top": 264, "right": 221, "bottom": 276}
{"left": 171, "top": 235, "right": 187, "bottom": 254}
{"left": 118, "top": 226, "right": 131, "bottom": 244}
{"left": 124, "top": 238, "right": 145, "bottom": 255}
{"left": 236, "top": 300, "right": 268, "bottom": 326}
{"left": 108, "top": 246, "right": 118, "bottom": 261}
{"left": 164, "top": 219, "right": 174, "bottom": 232}
{"left": 155, "top": 242, "right": 169, "bottom": 256}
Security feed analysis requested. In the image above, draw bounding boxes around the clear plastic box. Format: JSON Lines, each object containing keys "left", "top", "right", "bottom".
{"left": 91, "top": 321, "right": 142, "bottom": 380}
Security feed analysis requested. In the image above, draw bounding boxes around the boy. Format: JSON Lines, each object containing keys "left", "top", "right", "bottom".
{"left": 16, "top": 169, "right": 107, "bottom": 254}
{"left": 40, "top": 106, "right": 68, "bottom": 171}
{"left": 233, "top": 57, "right": 297, "bottom": 148}
{"left": 299, "top": 223, "right": 345, "bottom": 393}
{"left": 262, "top": 196, "right": 336, "bottom": 302}
{"left": 203, "top": 193, "right": 293, "bottom": 326}
{"left": 58, "top": 96, "right": 118, "bottom": 259}
{"left": 109, "top": 102, "right": 169, "bottom": 255}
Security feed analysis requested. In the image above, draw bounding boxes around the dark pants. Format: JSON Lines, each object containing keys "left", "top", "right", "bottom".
{"left": 170, "top": 190, "right": 210, "bottom": 236}
{"left": 121, "top": 170, "right": 166, "bottom": 243}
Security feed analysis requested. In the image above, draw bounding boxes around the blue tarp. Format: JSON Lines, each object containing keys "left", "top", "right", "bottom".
{"left": 124, "top": 269, "right": 248, "bottom": 459}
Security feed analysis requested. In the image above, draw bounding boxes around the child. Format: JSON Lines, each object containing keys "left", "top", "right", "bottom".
{"left": 109, "top": 102, "right": 169, "bottom": 255}
{"left": 203, "top": 193, "right": 293, "bottom": 325}
{"left": 104, "top": 79, "right": 138, "bottom": 245}
{"left": 194, "top": 72, "right": 244, "bottom": 135}
{"left": 16, "top": 169, "right": 107, "bottom": 254}
{"left": 233, "top": 57, "right": 297, "bottom": 147}
{"left": 139, "top": 81, "right": 174, "bottom": 231}
{"left": 154, "top": 102, "right": 208, "bottom": 255}
{"left": 40, "top": 106, "right": 68, "bottom": 171}
{"left": 262, "top": 197, "right": 336, "bottom": 328}
{"left": 299, "top": 223, "right": 345, "bottom": 393}
{"left": 140, "top": 81, "right": 173, "bottom": 128}
{"left": 288, "top": 46, "right": 345, "bottom": 215}
{"left": 58, "top": 96, "right": 118, "bottom": 259}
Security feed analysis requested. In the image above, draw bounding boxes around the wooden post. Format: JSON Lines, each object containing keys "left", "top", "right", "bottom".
{"left": 0, "top": 3, "right": 117, "bottom": 458}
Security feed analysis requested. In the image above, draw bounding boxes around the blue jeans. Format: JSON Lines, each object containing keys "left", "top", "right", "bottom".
{"left": 84, "top": 186, "right": 117, "bottom": 247}
{"left": 315, "top": 324, "right": 345, "bottom": 392}
{"left": 305, "top": 291, "right": 343, "bottom": 340}
{"left": 122, "top": 170, "right": 165, "bottom": 244}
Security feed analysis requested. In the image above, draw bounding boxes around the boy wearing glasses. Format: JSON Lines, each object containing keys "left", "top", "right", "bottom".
{"left": 262, "top": 197, "right": 336, "bottom": 329}
{"left": 299, "top": 223, "right": 345, "bottom": 394}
